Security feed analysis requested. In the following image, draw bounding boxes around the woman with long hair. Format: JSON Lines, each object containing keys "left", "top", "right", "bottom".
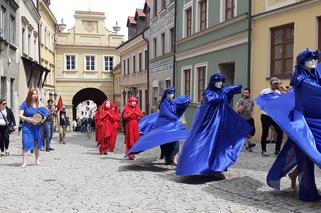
{"left": 19, "top": 89, "right": 47, "bottom": 168}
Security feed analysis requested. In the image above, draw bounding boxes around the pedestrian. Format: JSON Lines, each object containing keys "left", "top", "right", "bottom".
{"left": 59, "top": 106, "right": 67, "bottom": 144}
{"left": 87, "top": 116, "right": 93, "bottom": 134}
{"left": 94, "top": 106, "right": 103, "bottom": 147}
{"left": 0, "top": 99, "right": 16, "bottom": 156}
{"left": 43, "top": 99, "right": 56, "bottom": 152}
{"left": 110, "top": 103, "right": 120, "bottom": 152}
{"left": 176, "top": 73, "right": 252, "bottom": 178}
{"left": 71, "top": 119, "right": 77, "bottom": 132}
{"left": 99, "top": 100, "right": 114, "bottom": 155}
{"left": 19, "top": 89, "right": 48, "bottom": 168}
{"left": 128, "top": 87, "right": 190, "bottom": 165}
{"left": 259, "top": 77, "right": 284, "bottom": 156}
{"left": 123, "top": 97, "right": 143, "bottom": 160}
{"left": 256, "top": 49, "right": 321, "bottom": 202}
{"left": 235, "top": 88, "right": 256, "bottom": 152}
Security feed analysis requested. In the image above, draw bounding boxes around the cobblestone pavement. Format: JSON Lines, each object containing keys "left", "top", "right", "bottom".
{"left": 1, "top": 132, "right": 321, "bottom": 213}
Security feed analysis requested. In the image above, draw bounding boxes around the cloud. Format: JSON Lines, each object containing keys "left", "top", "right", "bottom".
{"left": 50, "top": 0, "right": 146, "bottom": 40}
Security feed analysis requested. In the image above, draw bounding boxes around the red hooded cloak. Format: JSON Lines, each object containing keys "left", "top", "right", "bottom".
{"left": 110, "top": 104, "right": 120, "bottom": 152}
{"left": 99, "top": 100, "right": 115, "bottom": 154}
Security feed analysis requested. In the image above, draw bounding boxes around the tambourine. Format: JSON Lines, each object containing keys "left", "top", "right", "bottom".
{"left": 32, "top": 113, "right": 43, "bottom": 125}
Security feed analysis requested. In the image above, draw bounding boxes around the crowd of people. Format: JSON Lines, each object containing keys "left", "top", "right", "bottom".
{"left": 1, "top": 48, "right": 321, "bottom": 203}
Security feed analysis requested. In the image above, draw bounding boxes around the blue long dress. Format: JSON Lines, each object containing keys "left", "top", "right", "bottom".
{"left": 20, "top": 102, "right": 48, "bottom": 151}
{"left": 256, "top": 61, "right": 321, "bottom": 202}
{"left": 176, "top": 85, "right": 252, "bottom": 176}
{"left": 128, "top": 95, "right": 191, "bottom": 155}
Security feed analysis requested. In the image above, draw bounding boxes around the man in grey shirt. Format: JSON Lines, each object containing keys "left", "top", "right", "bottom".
{"left": 235, "top": 88, "right": 256, "bottom": 152}
{"left": 44, "top": 99, "right": 56, "bottom": 152}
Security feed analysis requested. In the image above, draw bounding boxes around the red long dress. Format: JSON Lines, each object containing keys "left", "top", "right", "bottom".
{"left": 99, "top": 100, "right": 115, "bottom": 155}
{"left": 94, "top": 106, "right": 102, "bottom": 147}
{"left": 110, "top": 104, "right": 120, "bottom": 152}
{"left": 123, "top": 97, "right": 143, "bottom": 159}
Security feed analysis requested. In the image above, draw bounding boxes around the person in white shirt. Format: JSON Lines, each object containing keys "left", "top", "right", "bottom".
{"left": 260, "top": 77, "right": 283, "bottom": 157}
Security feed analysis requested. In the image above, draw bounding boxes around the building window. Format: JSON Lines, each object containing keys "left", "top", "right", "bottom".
{"left": 85, "top": 55, "right": 95, "bottom": 71}
{"left": 44, "top": 28, "right": 47, "bottom": 47}
{"left": 270, "top": 23, "right": 294, "bottom": 78}
{"left": 10, "top": 78, "right": 14, "bottom": 108}
{"left": 153, "top": 0, "right": 158, "bottom": 17}
{"left": 153, "top": 38, "right": 157, "bottom": 58}
{"left": 185, "top": 7, "right": 192, "bottom": 37}
{"left": 9, "top": 15, "right": 15, "bottom": 44}
{"left": 34, "top": 37, "right": 37, "bottom": 59}
{"left": 197, "top": 66, "right": 206, "bottom": 102}
{"left": 0, "top": 6, "right": 6, "bottom": 39}
{"left": 127, "top": 58, "right": 130, "bottom": 74}
{"left": 139, "top": 53, "right": 142, "bottom": 71}
{"left": 145, "top": 50, "right": 148, "bottom": 70}
{"left": 139, "top": 90, "right": 143, "bottom": 110}
{"left": 0, "top": 76, "right": 7, "bottom": 99}
{"left": 123, "top": 60, "right": 126, "bottom": 75}
{"left": 225, "top": 0, "right": 235, "bottom": 20}
{"left": 28, "top": 33, "right": 31, "bottom": 56}
{"left": 165, "top": 79, "right": 171, "bottom": 88}
{"left": 161, "top": 33, "right": 165, "bottom": 55}
{"left": 104, "top": 56, "right": 113, "bottom": 71}
{"left": 161, "top": 0, "right": 166, "bottom": 11}
{"left": 22, "top": 28, "right": 25, "bottom": 53}
{"left": 170, "top": 28, "right": 175, "bottom": 52}
{"left": 133, "top": 55, "right": 136, "bottom": 73}
{"left": 65, "top": 54, "right": 76, "bottom": 71}
{"left": 183, "top": 69, "right": 191, "bottom": 96}
{"left": 199, "top": 0, "right": 207, "bottom": 31}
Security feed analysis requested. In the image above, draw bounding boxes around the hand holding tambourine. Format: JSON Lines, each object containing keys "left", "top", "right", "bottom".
{"left": 32, "top": 113, "right": 43, "bottom": 125}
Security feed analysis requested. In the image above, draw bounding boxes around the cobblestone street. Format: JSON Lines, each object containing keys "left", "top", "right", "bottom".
{"left": 1, "top": 132, "right": 321, "bottom": 213}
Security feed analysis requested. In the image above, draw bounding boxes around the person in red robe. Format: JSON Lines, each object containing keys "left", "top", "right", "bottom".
{"left": 123, "top": 97, "right": 143, "bottom": 160}
{"left": 110, "top": 103, "right": 120, "bottom": 152}
{"left": 99, "top": 100, "right": 115, "bottom": 155}
{"left": 94, "top": 106, "right": 102, "bottom": 147}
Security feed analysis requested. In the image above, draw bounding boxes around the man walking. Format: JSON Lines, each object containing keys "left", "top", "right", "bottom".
{"left": 235, "top": 88, "right": 256, "bottom": 152}
{"left": 260, "top": 77, "right": 283, "bottom": 156}
{"left": 44, "top": 99, "right": 56, "bottom": 152}
{"left": 59, "top": 106, "right": 68, "bottom": 144}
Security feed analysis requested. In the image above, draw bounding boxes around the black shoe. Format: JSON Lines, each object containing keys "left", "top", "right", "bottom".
{"left": 46, "top": 149, "right": 50, "bottom": 152}
{"left": 274, "top": 151, "right": 280, "bottom": 155}
{"left": 49, "top": 148, "right": 54, "bottom": 151}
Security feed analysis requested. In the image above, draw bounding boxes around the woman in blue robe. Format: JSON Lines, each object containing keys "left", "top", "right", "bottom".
{"left": 128, "top": 87, "right": 191, "bottom": 165}
{"left": 19, "top": 89, "right": 48, "bottom": 168}
{"left": 256, "top": 49, "right": 321, "bottom": 202}
{"left": 176, "top": 73, "right": 252, "bottom": 177}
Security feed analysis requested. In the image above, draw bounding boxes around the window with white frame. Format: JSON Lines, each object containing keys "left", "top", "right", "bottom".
{"left": 0, "top": 6, "right": 6, "bottom": 39}
{"left": 183, "top": 68, "right": 191, "bottom": 96}
{"left": 65, "top": 54, "right": 76, "bottom": 71}
{"left": 9, "top": 14, "right": 15, "bottom": 44}
{"left": 220, "top": 0, "right": 236, "bottom": 22}
{"left": 184, "top": 7, "right": 192, "bottom": 37}
{"left": 198, "top": 0, "right": 208, "bottom": 31}
{"left": 123, "top": 59, "right": 126, "bottom": 75}
{"left": 85, "top": 55, "right": 95, "bottom": 71}
{"left": 104, "top": 56, "right": 114, "bottom": 71}
{"left": 196, "top": 65, "right": 206, "bottom": 102}
{"left": 138, "top": 52, "right": 142, "bottom": 71}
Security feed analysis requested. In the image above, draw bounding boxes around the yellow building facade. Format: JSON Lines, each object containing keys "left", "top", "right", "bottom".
{"left": 38, "top": 0, "right": 57, "bottom": 102}
{"left": 251, "top": 0, "right": 321, "bottom": 140}
{"left": 55, "top": 11, "right": 123, "bottom": 119}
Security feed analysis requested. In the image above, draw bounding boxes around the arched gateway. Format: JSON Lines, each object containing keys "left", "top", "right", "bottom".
{"left": 72, "top": 88, "right": 107, "bottom": 120}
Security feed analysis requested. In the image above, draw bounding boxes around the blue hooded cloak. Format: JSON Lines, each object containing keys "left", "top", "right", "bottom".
{"left": 176, "top": 73, "right": 252, "bottom": 176}
{"left": 256, "top": 49, "right": 321, "bottom": 201}
{"left": 128, "top": 87, "right": 191, "bottom": 155}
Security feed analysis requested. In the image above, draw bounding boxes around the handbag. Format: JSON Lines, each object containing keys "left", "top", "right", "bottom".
{"left": 0, "top": 111, "right": 15, "bottom": 134}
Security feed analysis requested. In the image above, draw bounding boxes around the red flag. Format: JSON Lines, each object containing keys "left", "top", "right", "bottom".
{"left": 56, "top": 96, "right": 63, "bottom": 112}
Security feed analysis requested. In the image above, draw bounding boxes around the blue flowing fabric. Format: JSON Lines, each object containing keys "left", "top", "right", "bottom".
{"left": 139, "top": 112, "right": 159, "bottom": 136}
{"left": 20, "top": 103, "right": 48, "bottom": 151}
{"left": 176, "top": 85, "right": 252, "bottom": 176}
{"left": 256, "top": 61, "right": 321, "bottom": 202}
{"left": 128, "top": 95, "right": 191, "bottom": 155}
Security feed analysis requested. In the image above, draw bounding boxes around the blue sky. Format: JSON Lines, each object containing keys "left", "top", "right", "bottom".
{"left": 50, "top": 0, "right": 146, "bottom": 40}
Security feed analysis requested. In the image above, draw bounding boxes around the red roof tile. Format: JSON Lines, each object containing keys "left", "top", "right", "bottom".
{"left": 136, "top": 9, "right": 146, "bottom": 17}
{"left": 127, "top": 16, "right": 136, "bottom": 25}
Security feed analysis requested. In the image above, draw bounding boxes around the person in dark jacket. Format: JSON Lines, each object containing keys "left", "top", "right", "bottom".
{"left": 0, "top": 99, "right": 16, "bottom": 156}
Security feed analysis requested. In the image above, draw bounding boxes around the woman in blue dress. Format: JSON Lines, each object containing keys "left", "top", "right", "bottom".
{"left": 176, "top": 73, "right": 252, "bottom": 177}
{"left": 256, "top": 49, "right": 321, "bottom": 201}
{"left": 19, "top": 89, "right": 47, "bottom": 168}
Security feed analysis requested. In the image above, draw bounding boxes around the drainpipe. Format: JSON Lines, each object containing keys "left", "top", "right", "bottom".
{"left": 172, "top": 0, "right": 177, "bottom": 87}
{"left": 142, "top": 28, "right": 150, "bottom": 114}
{"left": 247, "top": 0, "right": 252, "bottom": 89}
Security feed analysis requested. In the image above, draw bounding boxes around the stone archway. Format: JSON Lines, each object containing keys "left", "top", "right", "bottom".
{"left": 72, "top": 88, "right": 107, "bottom": 120}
